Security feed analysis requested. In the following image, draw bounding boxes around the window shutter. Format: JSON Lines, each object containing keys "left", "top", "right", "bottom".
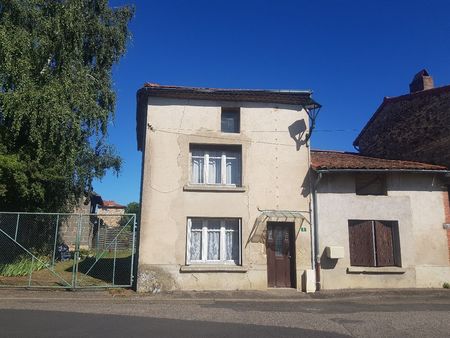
{"left": 374, "top": 221, "right": 395, "bottom": 267}
{"left": 348, "top": 220, "right": 375, "bottom": 267}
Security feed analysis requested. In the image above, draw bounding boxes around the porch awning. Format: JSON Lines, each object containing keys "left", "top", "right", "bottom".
{"left": 247, "top": 209, "right": 310, "bottom": 244}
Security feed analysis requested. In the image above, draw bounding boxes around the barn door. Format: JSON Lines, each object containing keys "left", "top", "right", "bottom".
{"left": 266, "top": 222, "right": 296, "bottom": 288}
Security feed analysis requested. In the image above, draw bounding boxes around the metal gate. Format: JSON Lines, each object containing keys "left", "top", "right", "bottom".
{"left": 0, "top": 212, "right": 136, "bottom": 289}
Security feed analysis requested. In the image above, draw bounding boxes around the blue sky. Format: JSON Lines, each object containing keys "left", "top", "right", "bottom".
{"left": 94, "top": 0, "right": 450, "bottom": 205}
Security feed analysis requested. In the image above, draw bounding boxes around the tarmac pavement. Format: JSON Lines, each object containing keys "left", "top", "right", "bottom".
{"left": 0, "top": 288, "right": 448, "bottom": 337}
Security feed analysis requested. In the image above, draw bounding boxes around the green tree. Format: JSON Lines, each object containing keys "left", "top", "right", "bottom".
{"left": 125, "top": 201, "right": 140, "bottom": 216}
{"left": 0, "top": 0, "right": 134, "bottom": 211}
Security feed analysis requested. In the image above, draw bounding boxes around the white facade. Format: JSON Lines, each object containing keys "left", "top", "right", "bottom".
{"left": 316, "top": 172, "right": 450, "bottom": 289}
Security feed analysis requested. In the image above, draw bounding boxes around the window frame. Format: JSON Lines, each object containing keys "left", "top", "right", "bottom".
{"left": 189, "top": 145, "right": 242, "bottom": 187}
{"left": 348, "top": 219, "right": 401, "bottom": 267}
{"left": 186, "top": 218, "right": 242, "bottom": 266}
{"left": 221, "top": 107, "right": 240, "bottom": 133}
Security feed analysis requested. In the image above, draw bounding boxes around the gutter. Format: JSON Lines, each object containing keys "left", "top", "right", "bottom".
{"left": 311, "top": 172, "right": 322, "bottom": 291}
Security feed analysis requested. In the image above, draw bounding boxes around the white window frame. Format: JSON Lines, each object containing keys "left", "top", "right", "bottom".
{"left": 186, "top": 218, "right": 242, "bottom": 265}
{"left": 190, "top": 148, "right": 241, "bottom": 186}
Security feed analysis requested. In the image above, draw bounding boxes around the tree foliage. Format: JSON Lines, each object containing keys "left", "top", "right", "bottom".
{"left": 0, "top": 0, "right": 133, "bottom": 211}
{"left": 124, "top": 201, "right": 139, "bottom": 215}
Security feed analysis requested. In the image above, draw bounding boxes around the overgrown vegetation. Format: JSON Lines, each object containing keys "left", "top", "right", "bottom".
{"left": 119, "top": 202, "right": 140, "bottom": 229}
{"left": 0, "top": 0, "right": 134, "bottom": 212}
{"left": 0, "top": 254, "right": 49, "bottom": 277}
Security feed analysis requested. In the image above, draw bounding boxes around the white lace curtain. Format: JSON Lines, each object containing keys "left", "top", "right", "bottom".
{"left": 189, "top": 219, "right": 239, "bottom": 263}
{"left": 191, "top": 149, "right": 241, "bottom": 185}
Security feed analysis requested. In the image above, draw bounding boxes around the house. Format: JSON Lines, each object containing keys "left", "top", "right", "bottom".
{"left": 97, "top": 200, "right": 126, "bottom": 228}
{"left": 311, "top": 150, "right": 450, "bottom": 289}
{"left": 135, "top": 83, "right": 321, "bottom": 292}
{"left": 353, "top": 70, "right": 450, "bottom": 167}
{"left": 59, "top": 192, "right": 103, "bottom": 250}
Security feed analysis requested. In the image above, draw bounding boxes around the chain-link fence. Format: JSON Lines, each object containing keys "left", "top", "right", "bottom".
{"left": 0, "top": 212, "right": 136, "bottom": 289}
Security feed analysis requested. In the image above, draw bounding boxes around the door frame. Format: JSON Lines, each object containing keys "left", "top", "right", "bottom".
{"left": 266, "top": 221, "right": 296, "bottom": 288}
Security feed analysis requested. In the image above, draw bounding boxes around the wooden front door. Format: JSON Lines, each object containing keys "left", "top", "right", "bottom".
{"left": 266, "top": 222, "right": 296, "bottom": 288}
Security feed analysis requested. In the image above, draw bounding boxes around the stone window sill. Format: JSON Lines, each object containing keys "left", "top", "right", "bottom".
{"left": 347, "top": 266, "right": 406, "bottom": 274}
{"left": 180, "top": 265, "right": 248, "bottom": 273}
{"left": 183, "top": 184, "right": 246, "bottom": 192}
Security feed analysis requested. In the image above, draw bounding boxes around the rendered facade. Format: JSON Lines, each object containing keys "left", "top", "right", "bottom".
{"left": 135, "top": 84, "right": 321, "bottom": 292}
{"left": 311, "top": 150, "right": 450, "bottom": 289}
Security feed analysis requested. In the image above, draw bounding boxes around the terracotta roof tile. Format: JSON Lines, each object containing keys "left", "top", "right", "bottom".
{"left": 311, "top": 150, "right": 448, "bottom": 171}
{"left": 101, "top": 200, "right": 126, "bottom": 209}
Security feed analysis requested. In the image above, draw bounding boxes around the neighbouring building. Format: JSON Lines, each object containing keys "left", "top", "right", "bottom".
{"left": 311, "top": 150, "right": 450, "bottom": 289}
{"left": 59, "top": 192, "right": 103, "bottom": 250}
{"left": 353, "top": 69, "right": 450, "bottom": 167}
{"left": 97, "top": 200, "right": 126, "bottom": 228}
{"left": 135, "top": 83, "right": 321, "bottom": 292}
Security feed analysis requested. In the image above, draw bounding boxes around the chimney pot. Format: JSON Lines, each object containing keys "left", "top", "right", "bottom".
{"left": 409, "top": 69, "right": 434, "bottom": 93}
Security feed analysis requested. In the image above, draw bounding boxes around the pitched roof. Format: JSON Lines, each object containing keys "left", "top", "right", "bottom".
{"left": 101, "top": 200, "right": 126, "bottom": 209}
{"left": 353, "top": 84, "right": 450, "bottom": 147}
{"left": 311, "top": 150, "right": 448, "bottom": 171}
{"left": 136, "top": 83, "right": 321, "bottom": 151}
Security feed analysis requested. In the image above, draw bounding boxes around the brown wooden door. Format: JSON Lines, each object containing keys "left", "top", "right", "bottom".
{"left": 266, "top": 222, "right": 295, "bottom": 288}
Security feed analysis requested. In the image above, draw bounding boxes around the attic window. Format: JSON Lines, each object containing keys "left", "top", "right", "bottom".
{"left": 221, "top": 108, "right": 240, "bottom": 133}
{"left": 355, "top": 174, "right": 387, "bottom": 196}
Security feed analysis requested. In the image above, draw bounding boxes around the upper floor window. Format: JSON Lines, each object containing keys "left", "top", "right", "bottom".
{"left": 190, "top": 145, "right": 241, "bottom": 186}
{"left": 221, "top": 108, "right": 240, "bottom": 133}
{"left": 355, "top": 174, "right": 387, "bottom": 195}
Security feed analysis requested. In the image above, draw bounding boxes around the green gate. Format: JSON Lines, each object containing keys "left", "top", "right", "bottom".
{"left": 0, "top": 212, "right": 137, "bottom": 289}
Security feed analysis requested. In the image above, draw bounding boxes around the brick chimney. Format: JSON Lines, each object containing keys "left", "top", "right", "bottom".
{"left": 409, "top": 69, "right": 434, "bottom": 93}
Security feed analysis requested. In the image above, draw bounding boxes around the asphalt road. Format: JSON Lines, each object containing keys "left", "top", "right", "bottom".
{"left": 0, "top": 309, "right": 344, "bottom": 338}
{"left": 0, "top": 290, "right": 449, "bottom": 337}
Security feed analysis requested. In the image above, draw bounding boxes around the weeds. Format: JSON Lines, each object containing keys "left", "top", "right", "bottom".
{"left": 0, "top": 255, "right": 49, "bottom": 277}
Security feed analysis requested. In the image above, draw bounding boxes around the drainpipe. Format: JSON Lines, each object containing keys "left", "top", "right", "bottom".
{"left": 312, "top": 172, "right": 322, "bottom": 291}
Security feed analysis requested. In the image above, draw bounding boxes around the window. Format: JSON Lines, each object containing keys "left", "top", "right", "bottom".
{"left": 348, "top": 220, "right": 401, "bottom": 267}
{"left": 221, "top": 108, "right": 240, "bottom": 133}
{"left": 355, "top": 174, "right": 387, "bottom": 195}
{"left": 187, "top": 218, "right": 241, "bottom": 265}
{"left": 190, "top": 145, "right": 241, "bottom": 186}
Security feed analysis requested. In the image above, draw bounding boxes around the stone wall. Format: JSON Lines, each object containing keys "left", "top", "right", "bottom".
{"left": 355, "top": 88, "right": 450, "bottom": 167}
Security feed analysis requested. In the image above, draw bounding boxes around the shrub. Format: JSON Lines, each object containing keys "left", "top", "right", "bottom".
{"left": 443, "top": 282, "right": 450, "bottom": 289}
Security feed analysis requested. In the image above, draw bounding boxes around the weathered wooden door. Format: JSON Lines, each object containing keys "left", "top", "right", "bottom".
{"left": 266, "top": 222, "right": 296, "bottom": 288}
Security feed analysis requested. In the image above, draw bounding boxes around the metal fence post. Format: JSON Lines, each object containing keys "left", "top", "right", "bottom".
{"left": 129, "top": 214, "right": 137, "bottom": 286}
{"left": 71, "top": 214, "right": 82, "bottom": 289}
{"left": 14, "top": 213, "right": 20, "bottom": 241}
{"left": 112, "top": 238, "right": 117, "bottom": 286}
{"left": 28, "top": 256, "right": 34, "bottom": 287}
{"left": 51, "top": 214, "right": 60, "bottom": 268}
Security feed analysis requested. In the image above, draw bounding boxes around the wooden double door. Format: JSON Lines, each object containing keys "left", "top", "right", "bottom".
{"left": 266, "top": 222, "right": 296, "bottom": 288}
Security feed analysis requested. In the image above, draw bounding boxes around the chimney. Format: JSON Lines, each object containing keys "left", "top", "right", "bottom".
{"left": 409, "top": 69, "right": 434, "bottom": 93}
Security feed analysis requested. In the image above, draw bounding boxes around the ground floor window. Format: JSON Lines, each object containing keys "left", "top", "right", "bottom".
{"left": 348, "top": 220, "right": 401, "bottom": 267}
{"left": 187, "top": 218, "right": 241, "bottom": 265}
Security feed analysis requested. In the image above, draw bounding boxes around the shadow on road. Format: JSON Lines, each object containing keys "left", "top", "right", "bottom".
{"left": 0, "top": 309, "right": 349, "bottom": 338}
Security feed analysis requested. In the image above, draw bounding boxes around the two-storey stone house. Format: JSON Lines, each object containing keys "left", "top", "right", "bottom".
{"left": 135, "top": 84, "right": 321, "bottom": 292}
